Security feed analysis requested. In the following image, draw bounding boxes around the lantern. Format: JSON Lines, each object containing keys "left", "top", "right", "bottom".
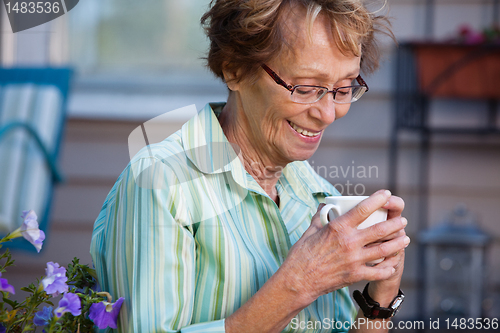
{"left": 419, "top": 204, "right": 490, "bottom": 319}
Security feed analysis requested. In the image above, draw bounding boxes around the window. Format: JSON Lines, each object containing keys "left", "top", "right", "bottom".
{"left": 63, "top": 0, "right": 226, "bottom": 120}
{"left": 68, "top": 0, "right": 212, "bottom": 75}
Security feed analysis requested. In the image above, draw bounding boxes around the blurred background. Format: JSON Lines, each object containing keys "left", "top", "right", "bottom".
{"left": 1, "top": 0, "right": 499, "bottom": 327}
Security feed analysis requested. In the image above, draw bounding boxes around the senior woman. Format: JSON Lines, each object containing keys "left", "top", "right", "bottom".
{"left": 91, "top": 0, "right": 409, "bottom": 332}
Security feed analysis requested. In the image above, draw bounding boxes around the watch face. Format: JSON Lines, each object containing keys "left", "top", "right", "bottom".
{"left": 390, "top": 295, "right": 405, "bottom": 316}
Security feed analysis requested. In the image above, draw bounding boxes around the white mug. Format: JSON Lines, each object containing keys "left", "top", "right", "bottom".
{"left": 320, "top": 196, "right": 387, "bottom": 229}
{"left": 320, "top": 196, "right": 388, "bottom": 265}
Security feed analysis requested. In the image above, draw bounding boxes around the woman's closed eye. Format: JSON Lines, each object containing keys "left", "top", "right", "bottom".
{"left": 295, "top": 86, "right": 317, "bottom": 95}
{"left": 336, "top": 88, "right": 351, "bottom": 96}
{"left": 294, "top": 86, "right": 326, "bottom": 97}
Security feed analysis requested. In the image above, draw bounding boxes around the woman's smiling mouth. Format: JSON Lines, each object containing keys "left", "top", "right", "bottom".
{"left": 287, "top": 120, "right": 321, "bottom": 137}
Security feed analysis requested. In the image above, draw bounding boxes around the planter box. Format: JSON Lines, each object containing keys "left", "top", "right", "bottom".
{"left": 413, "top": 43, "right": 500, "bottom": 99}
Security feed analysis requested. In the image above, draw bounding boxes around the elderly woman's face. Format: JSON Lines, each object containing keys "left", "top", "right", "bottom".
{"left": 229, "top": 10, "right": 361, "bottom": 166}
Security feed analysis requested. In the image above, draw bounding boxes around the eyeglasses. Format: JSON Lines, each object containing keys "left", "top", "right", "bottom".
{"left": 261, "top": 64, "right": 369, "bottom": 104}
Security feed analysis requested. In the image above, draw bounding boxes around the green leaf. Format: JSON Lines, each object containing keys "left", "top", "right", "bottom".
{"left": 2, "top": 297, "right": 19, "bottom": 308}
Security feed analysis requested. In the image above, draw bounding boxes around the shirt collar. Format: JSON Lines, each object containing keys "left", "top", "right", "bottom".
{"left": 181, "top": 103, "right": 335, "bottom": 202}
{"left": 181, "top": 103, "right": 247, "bottom": 190}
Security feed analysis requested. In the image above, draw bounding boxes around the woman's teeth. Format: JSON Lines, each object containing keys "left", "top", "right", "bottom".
{"left": 289, "top": 121, "right": 321, "bottom": 137}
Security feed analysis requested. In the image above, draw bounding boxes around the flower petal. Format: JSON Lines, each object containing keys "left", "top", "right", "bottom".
{"left": 21, "top": 209, "right": 37, "bottom": 221}
{"left": 55, "top": 293, "right": 81, "bottom": 317}
{"left": 0, "top": 277, "right": 15, "bottom": 294}
{"left": 89, "top": 297, "right": 124, "bottom": 329}
{"left": 20, "top": 210, "right": 44, "bottom": 252}
{"left": 33, "top": 306, "right": 53, "bottom": 326}
{"left": 42, "top": 262, "right": 68, "bottom": 296}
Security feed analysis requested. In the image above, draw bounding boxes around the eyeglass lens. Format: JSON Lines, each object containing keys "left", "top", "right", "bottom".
{"left": 291, "top": 86, "right": 366, "bottom": 104}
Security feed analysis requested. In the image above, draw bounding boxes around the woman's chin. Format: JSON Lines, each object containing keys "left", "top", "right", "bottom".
{"left": 286, "top": 147, "right": 318, "bottom": 163}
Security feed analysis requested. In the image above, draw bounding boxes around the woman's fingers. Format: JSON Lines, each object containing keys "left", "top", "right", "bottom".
{"left": 304, "top": 204, "right": 325, "bottom": 235}
{"left": 357, "top": 260, "right": 398, "bottom": 282}
{"left": 360, "top": 216, "right": 407, "bottom": 245}
{"left": 363, "top": 234, "right": 410, "bottom": 264}
{"left": 294, "top": 190, "right": 407, "bottom": 296}
{"left": 376, "top": 228, "right": 406, "bottom": 242}
{"left": 339, "top": 189, "right": 392, "bottom": 228}
{"left": 383, "top": 195, "right": 405, "bottom": 219}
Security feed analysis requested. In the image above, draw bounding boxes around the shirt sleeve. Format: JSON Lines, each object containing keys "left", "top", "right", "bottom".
{"left": 334, "top": 286, "right": 357, "bottom": 332}
{"left": 90, "top": 156, "right": 226, "bottom": 333}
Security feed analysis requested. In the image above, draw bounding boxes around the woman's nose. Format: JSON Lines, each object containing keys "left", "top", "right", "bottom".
{"left": 312, "top": 92, "right": 337, "bottom": 125}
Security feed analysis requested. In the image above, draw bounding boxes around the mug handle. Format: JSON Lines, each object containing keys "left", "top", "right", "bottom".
{"left": 320, "top": 204, "right": 342, "bottom": 226}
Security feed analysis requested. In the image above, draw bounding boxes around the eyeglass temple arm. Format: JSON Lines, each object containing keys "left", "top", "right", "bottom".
{"left": 356, "top": 75, "right": 369, "bottom": 92}
{"left": 261, "top": 65, "right": 293, "bottom": 91}
{"left": 262, "top": 64, "right": 368, "bottom": 93}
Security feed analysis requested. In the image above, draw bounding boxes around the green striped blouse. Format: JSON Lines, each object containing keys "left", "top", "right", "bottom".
{"left": 90, "top": 103, "right": 356, "bottom": 332}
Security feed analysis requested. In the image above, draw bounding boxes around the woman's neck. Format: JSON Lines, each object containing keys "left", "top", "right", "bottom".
{"left": 219, "top": 94, "right": 284, "bottom": 203}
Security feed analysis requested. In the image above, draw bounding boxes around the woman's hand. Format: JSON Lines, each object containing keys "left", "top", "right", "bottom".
{"left": 367, "top": 193, "right": 407, "bottom": 307}
{"left": 278, "top": 189, "right": 409, "bottom": 308}
{"left": 225, "top": 190, "right": 408, "bottom": 333}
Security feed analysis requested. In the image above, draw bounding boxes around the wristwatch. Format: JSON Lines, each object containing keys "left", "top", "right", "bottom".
{"left": 353, "top": 283, "right": 405, "bottom": 319}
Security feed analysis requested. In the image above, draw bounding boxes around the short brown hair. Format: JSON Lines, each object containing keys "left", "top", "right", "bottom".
{"left": 201, "top": 0, "right": 392, "bottom": 82}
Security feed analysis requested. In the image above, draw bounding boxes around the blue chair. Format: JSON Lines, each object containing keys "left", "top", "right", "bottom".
{"left": 0, "top": 68, "right": 73, "bottom": 252}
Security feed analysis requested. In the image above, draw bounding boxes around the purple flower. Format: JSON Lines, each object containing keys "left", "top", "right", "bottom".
{"left": 54, "top": 293, "right": 81, "bottom": 318}
{"left": 89, "top": 297, "right": 125, "bottom": 329}
{"left": 20, "top": 210, "right": 45, "bottom": 252}
{"left": 0, "top": 272, "right": 15, "bottom": 294}
{"left": 0, "top": 323, "right": 5, "bottom": 333}
{"left": 5, "top": 210, "right": 45, "bottom": 252}
{"left": 42, "top": 262, "right": 68, "bottom": 296}
{"left": 33, "top": 306, "right": 53, "bottom": 326}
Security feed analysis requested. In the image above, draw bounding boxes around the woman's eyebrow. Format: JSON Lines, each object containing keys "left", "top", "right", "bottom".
{"left": 344, "top": 70, "right": 360, "bottom": 78}
{"left": 292, "top": 66, "right": 359, "bottom": 80}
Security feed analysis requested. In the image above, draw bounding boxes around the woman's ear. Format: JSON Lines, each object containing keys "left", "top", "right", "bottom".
{"left": 222, "top": 64, "right": 241, "bottom": 92}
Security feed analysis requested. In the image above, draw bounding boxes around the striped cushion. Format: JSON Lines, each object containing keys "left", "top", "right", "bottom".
{"left": 0, "top": 84, "right": 63, "bottom": 233}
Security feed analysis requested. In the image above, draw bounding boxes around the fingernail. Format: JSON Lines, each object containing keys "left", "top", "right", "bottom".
{"left": 384, "top": 190, "right": 392, "bottom": 197}
{"left": 404, "top": 236, "right": 411, "bottom": 246}
{"left": 401, "top": 217, "right": 408, "bottom": 227}
{"left": 392, "top": 268, "right": 396, "bottom": 274}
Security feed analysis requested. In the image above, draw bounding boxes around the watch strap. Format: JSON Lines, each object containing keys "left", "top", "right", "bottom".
{"left": 353, "top": 283, "right": 404, "bottom": 319}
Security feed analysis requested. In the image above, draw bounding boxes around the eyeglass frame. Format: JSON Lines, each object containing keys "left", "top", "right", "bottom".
{"left": 261, "top": 64, "right": 369, "bottom": 104}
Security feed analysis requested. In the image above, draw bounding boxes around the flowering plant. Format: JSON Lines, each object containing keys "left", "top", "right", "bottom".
{"left": 453, "top": 24, "right": 500, "bottom": 45}
{"left": 0, "top": 210, "right": 124, "bottom": 332}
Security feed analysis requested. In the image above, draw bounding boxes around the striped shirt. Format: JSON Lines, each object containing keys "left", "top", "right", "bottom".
{"left": 90, "top": 103, "right": 356, "bottom": 332}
